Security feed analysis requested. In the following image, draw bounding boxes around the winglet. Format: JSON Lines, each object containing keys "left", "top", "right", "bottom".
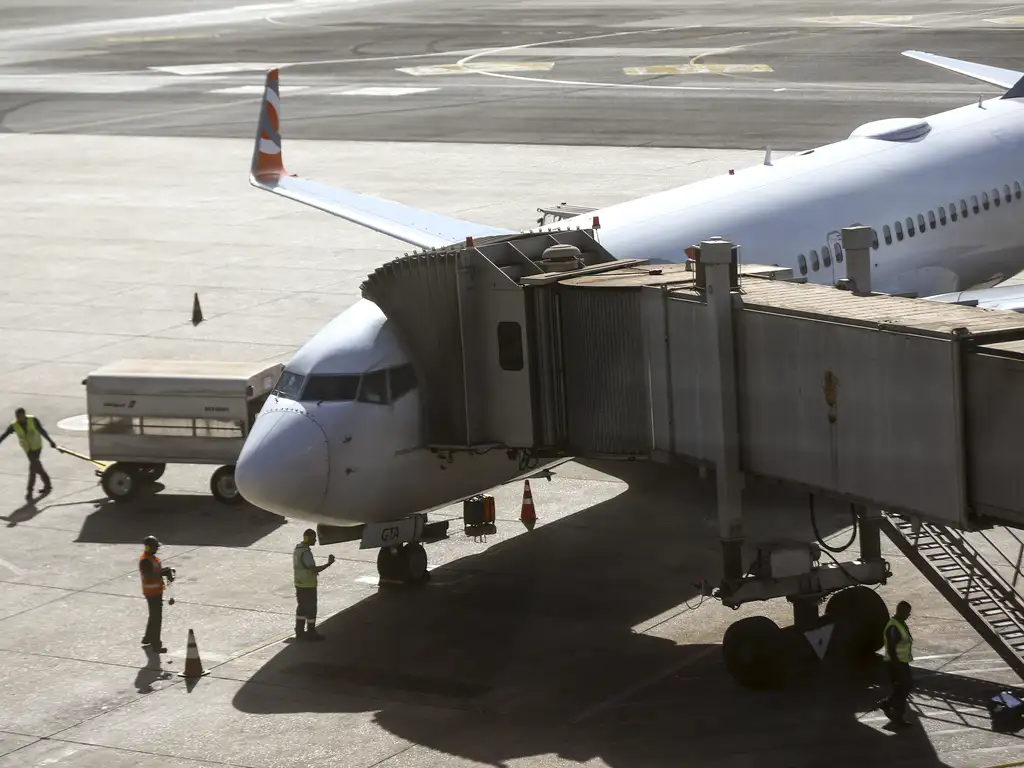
{"left": 250, "top": 69, "right": 289, "bottom": 182}
{"left": 902, "top": 50, "right": 1024, "bottom": 95}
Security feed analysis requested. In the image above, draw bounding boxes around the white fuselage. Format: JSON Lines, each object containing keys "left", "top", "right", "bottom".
{"left": 235, "top": 95, "right": 1024, "bottom": 527}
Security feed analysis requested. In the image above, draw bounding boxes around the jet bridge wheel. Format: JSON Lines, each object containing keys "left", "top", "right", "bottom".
{"left": 824, "top": 586, "right": 889, "bottom": 661}
{"left": 376, "top": 543, "right": 429, "bottom": 586}
{"left": 722, "top": 616, "right": 791, "bottom": 691}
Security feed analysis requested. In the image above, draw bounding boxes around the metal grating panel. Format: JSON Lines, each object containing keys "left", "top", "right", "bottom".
{"left": 559, "top": 286, "right": 651, "bottom": 456}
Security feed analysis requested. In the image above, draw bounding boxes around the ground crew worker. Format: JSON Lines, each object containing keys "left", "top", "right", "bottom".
{"left": 140, "top": 535, "right": 175, "bottom": 654}
{"left": 294, "top": 528, "right": 335, "bottom": 641}
{"left": 879, "top": 600, "right": 915, "bottom": 727}
{"left": 0, "top": 408, "right": 56, "bottom": 502}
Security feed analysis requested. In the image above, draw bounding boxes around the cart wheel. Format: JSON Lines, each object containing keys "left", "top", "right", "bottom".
{"left": 137, "top": 464, "right": 166, "bottom": 484}
{"left": 101, "top": 463, "right": 139, "bottom": 503}
{"left": 211, "top": 465, "right": 243, "bottom": 505}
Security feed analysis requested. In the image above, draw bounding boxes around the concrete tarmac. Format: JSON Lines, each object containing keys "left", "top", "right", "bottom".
{"left": 1, "top": 0, "right": 1023, "bottom": 148}
{"left": 3, "top": 0, "right": 1024, "bottom": 766}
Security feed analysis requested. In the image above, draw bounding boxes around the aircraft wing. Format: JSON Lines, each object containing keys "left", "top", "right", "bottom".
{"left": 249, "top": 69, "right": 516, "bottom": 249}
{"left": 924, "top": 283, "right": 1024, "bottom": 313}
{"left": 902, "top": 50, "right": 1024, "bottom": 94}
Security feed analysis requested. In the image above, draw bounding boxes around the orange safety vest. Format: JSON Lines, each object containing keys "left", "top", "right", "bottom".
{"left": 139, "top": 553, "right": 164, "bottom": 597}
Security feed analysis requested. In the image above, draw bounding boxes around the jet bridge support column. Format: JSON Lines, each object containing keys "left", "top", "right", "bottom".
{"left": 700, "top": 238, "right": 745, "bottom": 580}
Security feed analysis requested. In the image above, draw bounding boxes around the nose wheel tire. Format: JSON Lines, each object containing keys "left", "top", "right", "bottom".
{"left": 376, "top": 542, "right": 429, "bottom": 586}
{"left": 101, "top": 463, "right": 140, "bottom": 503}
{"left": 210, "top": 465, "right": 243, "bottom": 505}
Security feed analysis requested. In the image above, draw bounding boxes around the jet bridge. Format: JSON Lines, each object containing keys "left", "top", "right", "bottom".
{"left": 359, "top": 227, "right": 1024, "bottom": 689}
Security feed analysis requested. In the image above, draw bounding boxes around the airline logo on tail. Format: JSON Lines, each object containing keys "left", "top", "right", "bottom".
{"left": 251, "top": 68, "right": 289, "bottom": 181}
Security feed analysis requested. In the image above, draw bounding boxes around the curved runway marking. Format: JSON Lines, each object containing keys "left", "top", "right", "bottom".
{"left": 454, "top": 26, "right": 732, "bottom": 92}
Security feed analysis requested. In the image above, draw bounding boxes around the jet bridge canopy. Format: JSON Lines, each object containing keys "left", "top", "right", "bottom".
{"left": 360, "top": 230, "right": 1024, "bottom": 532}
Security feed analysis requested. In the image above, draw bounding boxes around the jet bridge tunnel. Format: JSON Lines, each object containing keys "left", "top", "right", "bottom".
{"left": 360, "top": 227, "right": 1024, "bottom": 689}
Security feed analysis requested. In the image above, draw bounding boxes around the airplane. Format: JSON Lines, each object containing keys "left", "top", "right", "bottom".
{"left": 235, "top": 50, "right": 1024, "bottom": 584}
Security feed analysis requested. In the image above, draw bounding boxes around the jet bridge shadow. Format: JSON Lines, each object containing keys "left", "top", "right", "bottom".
{"left": 231, "top": 460, "right": 953, "bottom": 767}
{"left": 73, "top": 489, "right": 285, "bottom": 548}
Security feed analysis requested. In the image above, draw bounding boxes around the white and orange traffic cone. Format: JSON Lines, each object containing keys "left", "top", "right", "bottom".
{"left": 520, "top": 480, "right": 536, "bottom": 531}
{"left": 178, "top": 628, "right": 210, "bottom": 679}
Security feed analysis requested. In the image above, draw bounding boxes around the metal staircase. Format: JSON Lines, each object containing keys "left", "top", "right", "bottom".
{"left": 879, "top": 514, "right": 1024, "bottom": 680}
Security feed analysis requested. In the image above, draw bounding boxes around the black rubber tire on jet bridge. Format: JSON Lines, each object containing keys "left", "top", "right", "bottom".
{"left": 824, "top": 586, "right": 889, "bottom": 659}
{"left": 722, "top": 615, "right": 788, "bottom": 691}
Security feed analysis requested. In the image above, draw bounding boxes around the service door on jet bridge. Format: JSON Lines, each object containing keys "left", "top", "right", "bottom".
{"left": 823, "top": 230, "right": 843, "bottom": 286}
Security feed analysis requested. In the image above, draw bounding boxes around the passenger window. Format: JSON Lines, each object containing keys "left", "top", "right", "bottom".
{"left": 993, "top": 189, "right": 1001, "bottom": 207}
{"left": 358, "top": 370, "right": 388, "bottom": 404}
{"left": 304, "top": 374, "right": 360, "bottom": 402}
{"left": 1016, "top": 181, "right": 1022, "bottom": 200}
{"left": 972, "top": 195, "right": 980, "bottom": 214}
{"left": 822, "top": 245, "right": 832, "bottom": 267}
{"left": 927, "top": 211, "right": 936, "bottom": 230}
{"left": 1005, "top": 184, "right": 1012, "bottom": 203}
{"left": 895, "top": 221, "right": 904, "bottom": 241}
{"left": 917, "top": 214, "right": 926, "bottom": 232}
{"left": 939, "top": 206, "right": 947, "bottom": 225}
{"left": 798, "top": 254, "right": 808, "bottom": 275}
{"left": 883, "top": 225, "right": 892, "bottom": 245}
{"left": 835, "top": 242, "right": 845, "bottom": 261}
{"left": 388, "top": 363, "right": 418, "bottom": 401}
{"left": 810, "top": 249, "right": 820, "bottom": 271}
{"left": 961, "top": 199, "right": 969, "bottom": 218}
{"left": 906, "top": 217, "right": 915, "bottom": 237}
{"left": 497, "top": 321, "right": 524, "bottom": 371}
{"left": 272, "top": 370, "right": 305, "bottom": 400}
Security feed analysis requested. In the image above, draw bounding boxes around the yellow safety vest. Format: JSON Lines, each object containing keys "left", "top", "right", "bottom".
{"left": 12, "top": 417, "right": 42, "bottom": 453}
{"left": 294, "top": 544, "right": 317, "bottom": 588}
{"left": 883, "top": 618, "right": 913, "bottom": 663}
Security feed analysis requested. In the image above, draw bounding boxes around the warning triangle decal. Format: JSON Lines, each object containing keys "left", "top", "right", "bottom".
{"left": 804, "top": 623, "right": 835, "bottom": 661}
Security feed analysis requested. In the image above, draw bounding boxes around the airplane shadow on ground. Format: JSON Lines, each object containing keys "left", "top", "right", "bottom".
{"left": 231, "top": 460, "right": 962, "bottom": 767}
{"left": 73, "top": 486, "right": 285, "bottom": 548}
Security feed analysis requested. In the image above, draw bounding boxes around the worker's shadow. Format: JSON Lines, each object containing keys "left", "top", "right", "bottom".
{"left": 75, "top": 491, "right": 285, "bottom": 548}
{"left": 231, "top": 460, "right": 956, "bottom": 767}
{"left": 134, "top": 648, "right": 173, "bottom": 694}
{"left": 1, "top": 499, "right": 40, "bottom": 527}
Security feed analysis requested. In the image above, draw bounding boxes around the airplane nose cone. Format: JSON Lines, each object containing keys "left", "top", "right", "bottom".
{"left": 236, "top": 409, "right": 329, "bottom": 518}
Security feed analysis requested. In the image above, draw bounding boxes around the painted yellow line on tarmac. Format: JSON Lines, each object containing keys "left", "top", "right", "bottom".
{"left": 624, "top": 63, "right": 773, "bottom": 76}
{"left": 984, "top": 17, "right": 1024, "bottom": 25}
{"left": 398, "top": 61, "right": 555, "bottom": 77}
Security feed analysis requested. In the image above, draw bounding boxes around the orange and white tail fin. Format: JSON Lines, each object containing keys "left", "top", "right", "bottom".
{"left": 250, "top": 68, "right": 289, "bottom": 181}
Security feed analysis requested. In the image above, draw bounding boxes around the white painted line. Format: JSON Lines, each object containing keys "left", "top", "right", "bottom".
{"left": 569, "top": 646, "right": 718, "bottom": 724}
{"left": 150, "top": 62, "right": 279, "bottom": 76}
{"left": 57, "top": 414, "right": 89, "bottom": 432}
{"left": 802, "top": 15, "right": 914, "bottom": 24}
{"left": 333, "top": 86, "right": 439, "bottom": 96}
{"left": 0, "top": 556, "right": 26, "bottom": 577}
{"left": 624, "top": 63, "right": 773, "bottom": 76}
{"left": 984, "top": 17, "right": 1024, "bottom": 24}
{"left": 208, "top": 85, "right": 308, "bottom": 95}
{"left": 488, "top": 47, "right": 737, "bottom": 58}
{"left": 398, "top": 61, "right": 555, "bottom": 77}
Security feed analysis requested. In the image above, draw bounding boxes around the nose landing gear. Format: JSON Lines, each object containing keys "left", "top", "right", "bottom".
{"left": 376, "top": 542, "right": 429, "bottom": 585}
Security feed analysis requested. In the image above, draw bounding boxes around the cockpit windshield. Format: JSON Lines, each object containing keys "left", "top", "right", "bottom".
{"left": 271, "top": 370, "right": 305, "bottom": 399}
{"left": 272, "top": 364, "right": 418, "bottom": 405}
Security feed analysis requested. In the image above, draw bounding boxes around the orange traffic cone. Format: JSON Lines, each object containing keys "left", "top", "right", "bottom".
{"left": 520, "top": 480, "right": 536, "bottom": 531}
{"left": 178, "top": 628, "right": 210, "bottom": 679}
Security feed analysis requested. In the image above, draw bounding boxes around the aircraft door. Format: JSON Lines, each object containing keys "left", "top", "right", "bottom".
{"left": 825, "top": 230, "right": 843, "bottom": 286}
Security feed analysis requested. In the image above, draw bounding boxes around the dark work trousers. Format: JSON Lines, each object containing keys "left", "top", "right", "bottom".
{"left": 296, "top": 587, "right": 317, "bottom": 629}
{"left": 25, "top": 449, "right": 51, "bottom": 495}
{"left": 144, "top": 596, "right": 163, "bottom": 645}
{"left": 884, "top": 661, "right": 914, "bottom": 720}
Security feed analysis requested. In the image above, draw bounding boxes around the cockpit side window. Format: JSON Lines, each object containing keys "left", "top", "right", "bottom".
{"left": 304, "top": 374, "right": 360, "bottom": 402}
{"left": 358, "top": 369, "right": 388, "bottom": 404}
{"left": 389, "top": 363, "right": 418, "bottom": 401}
{"left": 272, "top": 370, "right": 305, "bottom": 400}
